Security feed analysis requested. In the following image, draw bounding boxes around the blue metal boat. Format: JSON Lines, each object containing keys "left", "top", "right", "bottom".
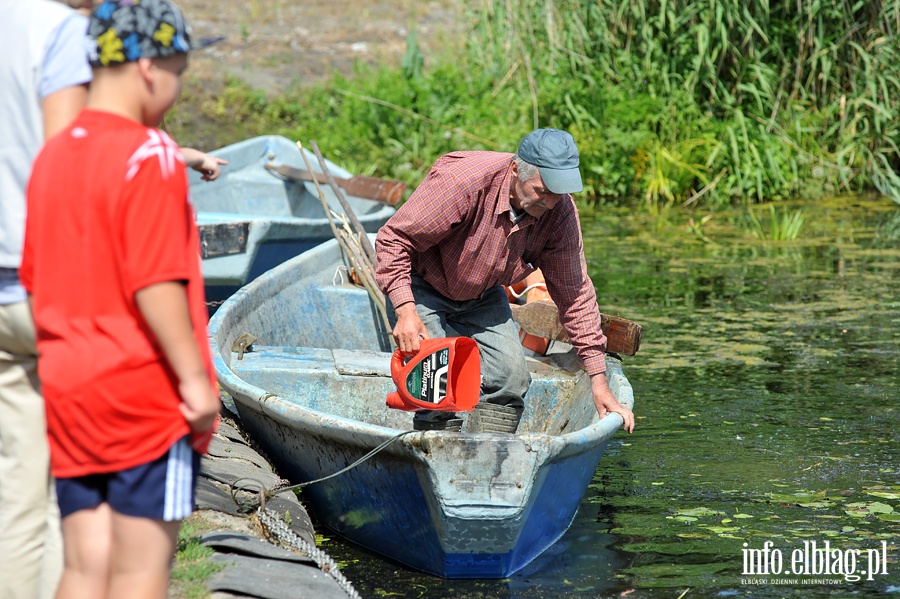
{"left": 189, "top": 135, "right": 396, "bottom": 306}
{"left": 208, "top": 238, "right": 635, "bottom": 578}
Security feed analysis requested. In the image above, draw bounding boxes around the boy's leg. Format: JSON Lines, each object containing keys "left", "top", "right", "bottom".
{"left": 41, "top": 482, "right": 64, "bottom": 599}
{"left": 55, "top": 437, "right": 198, "bottom": 599}
{"left": 0, "top": 300, "right": 61, "bottom": 599}
{"left": 57, "top": 506, "right": 178, "bottom": 599}
{"left": 55, "top": 504, "right": 113, "bottom": 599}
{"left": 108, "top": 514, "right": 179, "bottom": 599}
{"left": 106, "top": 437, "right": 197, "bottom": 599}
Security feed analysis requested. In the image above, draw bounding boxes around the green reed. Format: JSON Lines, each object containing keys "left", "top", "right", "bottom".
{"left": 467, "top": 0, "right": 900, "bottom": 206}
{"left": 168, "top": 1, "right": 900, "bottom": 214}
{"left": 744, "top": 204, "right": 806, "bottom": 241}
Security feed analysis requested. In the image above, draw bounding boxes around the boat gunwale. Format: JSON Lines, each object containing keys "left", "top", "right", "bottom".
{"left": 208, "top": 239, "right": 633, "bottom": 460}
{"left": 190, "top": 135, "right": 396, "bottom": 227}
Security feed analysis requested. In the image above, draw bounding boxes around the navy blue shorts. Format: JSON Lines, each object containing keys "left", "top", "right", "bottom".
{"left": 56, "top": 436, "right": 200, "bottom": 521}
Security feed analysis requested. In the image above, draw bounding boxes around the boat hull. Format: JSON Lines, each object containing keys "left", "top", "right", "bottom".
{"left": 209, "top": 239, "right": 634, "bottom": 578}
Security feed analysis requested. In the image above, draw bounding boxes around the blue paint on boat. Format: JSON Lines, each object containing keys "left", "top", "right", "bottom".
{"left": 208, "top": 238, "right": 635, "bottom": 578}
{"left": 190, "top": 136, "right": 395, "bottom": 306}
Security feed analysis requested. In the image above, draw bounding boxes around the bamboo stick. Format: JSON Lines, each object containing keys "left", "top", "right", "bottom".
{"left": 296, "top": 141, "right": 350, "bottom": 263}
{"left": 309, "top": 141, "right": 378, "bottom": 267}
{"left": 296, "top": 141, "right": 391, "bottom": 334}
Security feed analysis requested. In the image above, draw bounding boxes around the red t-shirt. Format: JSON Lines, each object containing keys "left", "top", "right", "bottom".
{"left": 20, "top": 109, "right": 216, "bottom": 478}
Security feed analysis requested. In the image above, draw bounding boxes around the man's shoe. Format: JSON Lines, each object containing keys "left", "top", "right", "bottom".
{"left": 413, "top": 418, "right": 463, "bottom": 432}
{"left": 466, "top": 403, "right": 521, "bottom": 434}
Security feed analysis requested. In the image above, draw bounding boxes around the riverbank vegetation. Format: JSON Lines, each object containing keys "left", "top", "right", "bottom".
{"left": 170, "top": 514, "right": 223, "bottom": 599}
{"left": 169, "top": 0, "right": 900, "bottom": 212}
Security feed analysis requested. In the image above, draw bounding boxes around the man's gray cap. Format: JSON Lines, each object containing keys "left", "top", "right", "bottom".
{"left": 517, "top": 128, "right": 583, "bottom": 194}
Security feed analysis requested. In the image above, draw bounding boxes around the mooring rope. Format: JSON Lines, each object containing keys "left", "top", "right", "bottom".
{"left": 223, "top": 429, "right": 419, "bottom": 597}
{"left": 256, "top": 506, "right": 362, "bottom": 599}
{"left": 235, "top": 429, "right": 417, "bottom": 509}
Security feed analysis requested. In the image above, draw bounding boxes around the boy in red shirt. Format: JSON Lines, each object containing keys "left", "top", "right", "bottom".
{"left": 20, "top": 2, "right": 220, "bottom": 597}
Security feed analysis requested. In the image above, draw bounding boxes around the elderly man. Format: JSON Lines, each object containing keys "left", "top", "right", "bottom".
{"left": 375, "top": 128, "right": 635, "bottom": 434}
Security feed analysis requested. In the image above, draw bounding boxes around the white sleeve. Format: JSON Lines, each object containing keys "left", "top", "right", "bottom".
{"left": 40, "top": 12, "right": 92, "bottom": 99}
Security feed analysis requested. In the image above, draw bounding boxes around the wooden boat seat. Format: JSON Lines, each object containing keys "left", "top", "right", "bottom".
{"left": 230, "top": 344, "right": 596, "bottom": 435}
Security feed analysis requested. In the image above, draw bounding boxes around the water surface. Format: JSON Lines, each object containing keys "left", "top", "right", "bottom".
{"left": 317, "top": 195, "right": 900, "bottom": 598}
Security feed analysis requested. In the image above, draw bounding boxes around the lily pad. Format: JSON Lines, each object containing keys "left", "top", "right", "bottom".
{"left": 844, "top": 502, "right": 895, "bottom": 518}
{"left": 798, "top": 501, "right": 834, "bottom": 508}
{"left": 764, "top": 490, "right": 845, "bottom": 508}
{"left": 867, "top": 491, "right": 900, "bottom": 500}
{"left": 765, "top": 491, "right": 825, "bottom": 503}
{"left": 674, "top": 516, "right": 698, "bottom": 523}
{"left": 701, "top": 526, "right": 741, "bottom": 534}
{"left": 674, "top": 507, "right": 724, "bottom": 518}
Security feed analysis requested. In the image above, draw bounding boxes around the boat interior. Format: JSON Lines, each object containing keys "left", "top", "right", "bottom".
{"left": 216, "top": 261, "right": 601, "bottom": 436}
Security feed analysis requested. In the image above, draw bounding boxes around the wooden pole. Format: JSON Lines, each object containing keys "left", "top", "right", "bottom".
{"left": 296, "top": 142, "right": 348, "bottom": 261}
{"left": 309, "top": 140, "right": 378, "bottom": 266}
{"left": 296, "top": 142, "right": 391, "bottom": 334}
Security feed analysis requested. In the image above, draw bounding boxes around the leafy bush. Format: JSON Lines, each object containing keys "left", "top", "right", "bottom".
{"left": 168, "top": 0, "right": 900, "bottom": 210}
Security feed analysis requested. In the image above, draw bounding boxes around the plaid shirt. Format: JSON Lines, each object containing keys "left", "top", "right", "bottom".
{"left": 376, "top": 151, "right": 608, "bottom": 375}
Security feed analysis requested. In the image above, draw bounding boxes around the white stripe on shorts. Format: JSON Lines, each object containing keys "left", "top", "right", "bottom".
{"left": 164, "top": 437, "right": 194, "bottom": 521}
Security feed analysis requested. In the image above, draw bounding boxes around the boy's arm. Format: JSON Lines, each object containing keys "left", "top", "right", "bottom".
{"left": 181, "top": 147, "right": 228, "bottom": 181}
{"left": 135, "top": 280, "right": 219, "bottom": 435}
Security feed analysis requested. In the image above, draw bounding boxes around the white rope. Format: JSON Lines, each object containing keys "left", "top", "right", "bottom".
{"left": 507, "top": 282, "right": 547, "bottom": 299}
{"left": 332, "top": 264, "right": 350, "bottom": 286}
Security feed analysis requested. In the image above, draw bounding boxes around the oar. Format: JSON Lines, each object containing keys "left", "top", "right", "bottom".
{"left": 509, "top": 299, "right": 643, "bottom": 356}
{"left": 263, "top": 163, "right": 405, "bottom": 206}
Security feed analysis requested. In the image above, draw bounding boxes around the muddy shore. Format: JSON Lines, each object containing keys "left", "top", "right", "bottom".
{"left": 179, "top": 0, "right": 463, "bottom": 95}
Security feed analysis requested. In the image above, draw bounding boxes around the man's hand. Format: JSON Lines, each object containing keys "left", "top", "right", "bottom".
{"left": 393, "top": 302, "right": 430, "bottom": 355}
{"left": 591, "top": 372, "right": 635, "bottom": 433}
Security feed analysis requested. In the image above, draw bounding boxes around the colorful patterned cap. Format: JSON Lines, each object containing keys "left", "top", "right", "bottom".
{"left": 88, "top": 0, "right": 220, "bottom": 67}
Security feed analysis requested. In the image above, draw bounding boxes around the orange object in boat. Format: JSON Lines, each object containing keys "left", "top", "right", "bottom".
{"left": 386, "top": 337, "right": 481, "bottom": 412}
{"left": 519, "top": 327, "right": 551, "bottom": 355}
{"left": 506, "top": 270, "right": 552, "bottom": 355}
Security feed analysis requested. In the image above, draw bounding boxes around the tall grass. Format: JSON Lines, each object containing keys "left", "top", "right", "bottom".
{"left": 745, "top": 205, "right": 806, "bottom": 241}
{"left": 168, "top": 1, "right": 900, "bottom": 209}
{"left": 467, "top": 0, "right": 900, "bottom": 205}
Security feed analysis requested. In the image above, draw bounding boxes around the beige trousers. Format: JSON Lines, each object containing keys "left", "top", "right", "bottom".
{"left": 0, "top": 301, "right": 62, "bottom": 599}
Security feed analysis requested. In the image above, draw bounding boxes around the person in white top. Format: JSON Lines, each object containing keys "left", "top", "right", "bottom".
{"left": 1, "top": 3, "right": 226, "bottom": 595}
{"left": 0, "top": 4, "right": 92, "bottom": 598}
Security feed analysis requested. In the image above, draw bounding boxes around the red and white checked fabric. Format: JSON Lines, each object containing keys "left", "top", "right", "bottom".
{"left": 376, "top": 150, "right": 608, "bottom": 375}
